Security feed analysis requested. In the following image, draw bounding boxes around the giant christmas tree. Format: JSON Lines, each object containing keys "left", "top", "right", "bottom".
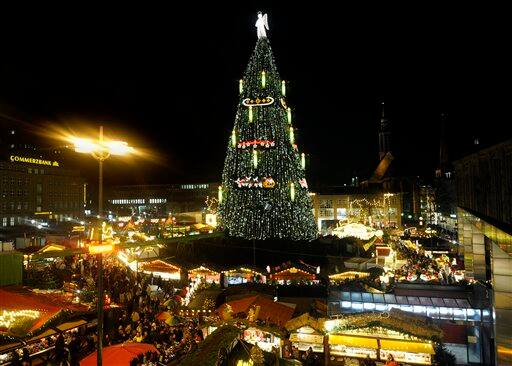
{"left": 218, "top": 13, "right": 317, "bottom": 241}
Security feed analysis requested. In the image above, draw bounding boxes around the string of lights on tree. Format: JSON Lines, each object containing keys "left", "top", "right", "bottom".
{"left": 218, "top": 32, "right": 317, "bottom": 240}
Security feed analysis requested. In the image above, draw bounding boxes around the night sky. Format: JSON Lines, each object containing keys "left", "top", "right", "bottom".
{"left": 0, "top": 4, "right": 510, "bottom": 187}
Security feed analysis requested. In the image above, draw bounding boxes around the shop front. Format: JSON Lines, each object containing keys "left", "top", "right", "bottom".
{"left": 289, "top": 326, "right": 324, "bottom": 353}
{"left": 379, "top": 339, "right": 434, "bottom": 365}
{"left": 242, "top": 327, "right": 281, "bottom": 353}
{"left": 188, "top": 265, "right": 221, "bottom": 283}
{"left": 328, "top": 334, "right": 378, "bottom": 360}
{"left": 223, "top": 266, "right": 266, "bottom": 286}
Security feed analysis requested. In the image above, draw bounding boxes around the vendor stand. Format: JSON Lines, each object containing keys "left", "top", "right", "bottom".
{"left": 328, "top": 271, "right": 369, "bottom": 284}
{"left": 242, "top": 326, "right": 281, "bottom": 353}
{"left": 286, "top": 313, "right": 325, "bottom": 354}
{"left": 188, "top": 265, "right": 221, "bottom": 283}
{"left": 269, "top": 265, "right": 318, "bottom": 285}
{"left": 138, "top": 259, "right": 181, "bottom": 280}
{"left": 223, "top": 266, "right": 266, "bottom": 286}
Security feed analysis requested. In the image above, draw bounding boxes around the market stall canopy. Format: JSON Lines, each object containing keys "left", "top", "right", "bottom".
{"left": 139, "top": 259, "right": 181, "bottom": 273}
{"left": 55, "top": 319, "right": 87, "bottom": 332}
{"left": 80, "top": 343, "right": 158, "bottom": 366}
{"left": 380, "top": 339, "right": 435, "bottom": 354}
{"left": 329, "top": 271, "right": 370, "bottom": 281}
{"left": 329, "top": 335, "right": 378, "bottom": 349}
{"left": 37, "top": 244, "right": 67, "bottom": 253}
{"left": 270, "top": 266, "right": 316, "bottom": 282}
{"left": 218, "top": 295, "right": 295, "bottom": 326}
{"left": 286, "top": 313, "right": 325, "bottom": 333}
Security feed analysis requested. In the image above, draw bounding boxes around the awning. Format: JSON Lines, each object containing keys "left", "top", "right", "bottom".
{"left": 55, "top": 319, "right": 87, "bottom": 332}
{"left": 27, "top": 328, "right": 57, "bottom": 343}
{"left": 329, "top": 335, "right": 378, "bottom": 349}
{"left": 0, "top": 342, "right": 21, "bottom": 353}
{"left": 380, "top": 339, "right": 435, "bottom": 354}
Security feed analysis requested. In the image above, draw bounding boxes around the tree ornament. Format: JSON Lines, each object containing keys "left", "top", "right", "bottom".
{"left": 218, "top": 186, "right": 223, "bottom": 203}
{"left": 261, "top": 70, "right": 266, "bottom": 88}
{"left": 289, "top": 126, "right": 295, "bottom": 144}
{"left": 239, "top": 79, "right": 244, "bottom": 94}
{"left": 299, "top": 178, "right": 308, "bottom": 189}
{"left": 263, "top": 177, "right": 276, "bottom": 188}
{"left": 290, "top": 182, "right": 295, "bottom": 201}
{"left": 243, "top": 97, "right": 274, "bottom": 106}
{"left": 301, "top": 152, "right": 306, "bottom": 169}
{"left": 281, "top": 80, "right": 286, "bottom": 96}
{"left": 231, "top": 130, "right": 237, "bottom": 147}
{"left": 248, "top": 106, "right": 253, "bottom": 122}
{"left": 253, "top": 149, "right": 258, "bottom": 168}
{"left": 287, "top": 108, "right": 292, "bottom": 124}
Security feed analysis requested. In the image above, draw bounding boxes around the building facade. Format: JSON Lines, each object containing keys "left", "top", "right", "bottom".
{"left": 311, "top": 189, "right": 402, "bottom": 234}
{"left": 106, "top": 183, "right": 220, "bottom": 217}
{"left": 0, "top": 158, "right": 85, "bottom": 229}
{"left": 455, "top": 139, "right": 512, "bottom": 366}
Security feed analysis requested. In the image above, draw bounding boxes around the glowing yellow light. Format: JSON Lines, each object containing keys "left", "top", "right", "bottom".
{"left": 287, "top": 108, "right": 292, "bottom": 124}
{"left": 218, "top": 186, "right": 223, "bottom": 203}
{"left": 281, "top": 80, "right": 286, "bottom": 96}
{"left": 248, "top": 106, "right": 253, "bottom": 123}
{"left": 261, "top": 70, "right": 266, "bottom": 88}
{"left": 231, "top": 130, "right": 237, "bottom": 147}
{"left": 88, "top": 243, "right": 114, "bottom": 254}
{"left": 301, "top": 153, "right": 306, "bottom": 169}
{"left": 0, "top": 310, "right": 40, "bottom": 329}
{"left": 239, "top": 79, "right": 244, "bottom": 94}
{"left": 253, "top": 150, "right": 258, "bottom": 168}
{"left": 290, "top": 182, "right": 295, "bottom": 201}
{"left": 289, "top": 126, "right": 295, "bottom": 144}
{"left": 73, "top": 138, "right": 99, "bottom": 154}
{"left": 104, "top": 141, "right": 133, "bottom": 156}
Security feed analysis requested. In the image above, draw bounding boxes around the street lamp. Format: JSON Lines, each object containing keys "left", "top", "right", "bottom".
{"left": 71, "top": 126, "right": 133, "bottom": 366}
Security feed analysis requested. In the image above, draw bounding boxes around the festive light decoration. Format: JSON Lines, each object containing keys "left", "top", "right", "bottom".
{"left": 290, "top": 182, "right": 295, "bottom": 201}
{"left": 261, "top": 70, "right": 266, "bottom": 88}
{"left": 218, "top": 34, "right": 317, "bottom": 240}
{"left": 299, "top": 178, "right": 308, "bottom": 189}
{"left": 231, "top": 130, "right": 237, "bottom": 147}
{"left": 287, "top": 108, "right": 292, "bottom": 124}
{"left": 289, "top": 126, "right": 295, "bottom": 144}
{"left": 242, "top": 97, "right": 275, "bottom": 106}
{"left": 237, "top": 140, "right": 275, "bottom": 149}
{"left": 235, "top": 176, "right": 276, "bottom": 189}
{"left": 281, "top": 80, "right": 286, "bottom": 96}
{"left": 239, "top": 79, "right": 244, "bottom": 94}
{"left": 0, "top": 310, "right": 40, "bottom": 329}
{"left": 218, "top": 186, "right": 223, "bottom": 203}
{"left": 248, "top": 106, "right": 253, "bottom": 122}
{"left": 301, "top": 153, "right": 305, "bottom": 169}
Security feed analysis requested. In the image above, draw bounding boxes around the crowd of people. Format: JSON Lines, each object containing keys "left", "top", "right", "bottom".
{"left": 394, "top": 242, "right": 458, "bottom": 284}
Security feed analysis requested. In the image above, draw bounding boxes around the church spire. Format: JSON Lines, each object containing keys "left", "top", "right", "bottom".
{"left": 378, "top": 101, "right": 391, "bottom": 161}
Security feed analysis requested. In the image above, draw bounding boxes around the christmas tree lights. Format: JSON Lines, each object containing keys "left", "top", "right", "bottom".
{"left": 218, "top": 18, "right": 317, "bottom": 240}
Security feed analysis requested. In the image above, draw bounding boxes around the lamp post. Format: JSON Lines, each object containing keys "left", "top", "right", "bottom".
{"left": 71, "top": 126, "right": 133, "bottom": 366}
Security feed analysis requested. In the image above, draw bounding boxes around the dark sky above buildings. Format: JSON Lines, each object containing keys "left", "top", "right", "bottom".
{"left": 0, "top": 3, "right": 510, "bottom": 186}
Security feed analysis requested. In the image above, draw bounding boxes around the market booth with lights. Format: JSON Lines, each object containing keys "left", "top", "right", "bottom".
{"left": 137, "top": 259, "right": 182, "bottom": 281}
{"left": 223, "top": 266, "right": 267, "bottom": 286}
{"left": 324, "top": 309, "right": 440, "bottom": 365}
{"left": 188, "top": 265, "right": 221, "bottom": 283}
{"left": 269, "top": 263, "right": 319, "bottom": 285}
{"left": 286, "top": 314, "right": 325, "bottom": 354}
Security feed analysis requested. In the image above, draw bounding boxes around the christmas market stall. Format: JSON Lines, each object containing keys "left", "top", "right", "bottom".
{"left": 324, "top": 309, "right": 441, "bottom": 365}
{"left": 223, "top": 266, "right": 267, "bottom": 286}
{"left": 138, "top": 259, "right": 182, "bottom": 281}
{"left": 188, "top": 265, "right": 221, "bottom": 284}
{"left": 285, "top": 313, "right": 325, "bottom": 353}
{"left": 328, "top": 271, "right": 369, "bottom": 284}
{"left": 269, "top": 262, "right": 319, "bottom": 285}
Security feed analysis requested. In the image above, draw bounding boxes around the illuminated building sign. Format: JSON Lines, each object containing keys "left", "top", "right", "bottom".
{"left": 10, "top": 155, "right": 59, "bottom": 167}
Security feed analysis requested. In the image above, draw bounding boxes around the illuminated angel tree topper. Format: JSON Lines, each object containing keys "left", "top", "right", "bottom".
{"left": 218, "top": 13, "right": 317, "bottom": 240}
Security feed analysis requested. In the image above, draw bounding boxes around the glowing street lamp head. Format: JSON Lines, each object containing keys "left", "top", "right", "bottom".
{"left": 105, "top": 141, "right": 133, "bottom": 156}
{"left": 73, "top": 138, "right": 100, "bottom": 154}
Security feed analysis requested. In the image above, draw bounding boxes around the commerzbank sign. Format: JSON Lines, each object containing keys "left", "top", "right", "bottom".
{"left": 10, "top": 155, "right": 60, "bottom": 167}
